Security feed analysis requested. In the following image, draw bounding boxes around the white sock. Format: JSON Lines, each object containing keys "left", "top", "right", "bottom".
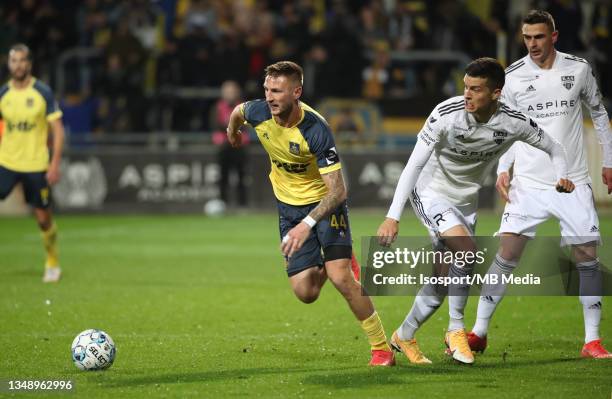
{"left": 576, "top": 259, "right": 602, "bottom": 343}
{"left": 582, "top": 298, "right": 602, "bottom": 343}
{"left": 398, "top": 283, "right": 444, "bottom": 340}
{"left": 472, "top": 254, "right": 517, "bottom": 337}
{"left": 577, "top": 259, "right": 602, "bottom": 343}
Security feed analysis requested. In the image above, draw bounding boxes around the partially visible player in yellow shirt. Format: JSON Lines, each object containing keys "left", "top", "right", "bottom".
{"left": 0, "top": 43, "right": 65, "bottom": 283}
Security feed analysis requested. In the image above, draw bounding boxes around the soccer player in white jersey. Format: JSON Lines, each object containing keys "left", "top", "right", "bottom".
{"left": 467, "top": 10, "right": 612, "bottom": 359}
{"left": 377, "top": 57, "right": 574, "bottom": 364}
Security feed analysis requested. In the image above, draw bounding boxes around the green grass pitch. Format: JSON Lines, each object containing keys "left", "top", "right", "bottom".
{"left": 1, "top": 212, "right": 611, "bottom": 398}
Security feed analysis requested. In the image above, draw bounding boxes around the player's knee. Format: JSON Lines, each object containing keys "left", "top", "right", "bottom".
{"left": 573, "top": 245, "right": 598, "bottom": 263}
{"left": 497, "top": 248, "right": 521, "bottom": 264}
{"left": 293, "top": 286, "right": 320, "bottom": 304}
{"left": 295, "top": 291, "right": 319, "bottom": 304}
{"left": 36, "top": 217, "right": 52, "bottom": 231}
{"left": 497, "top": 235, "right": 526, "bottom": 262}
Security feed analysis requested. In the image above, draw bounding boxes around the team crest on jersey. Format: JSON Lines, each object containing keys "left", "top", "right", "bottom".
{"left": 26, "top": 97, "right": 34, "bottom": 107}
{"left": 289, "top": 141, "right": 300, "bottom": 155}
{"left": 262, "top": 132, "right": 270, "bottom": 140}
{"left": 493, "top": 131, "right": 507, "bottom": 145}
{"left": 561, "top": 75, "right": 575, "bottom": 90}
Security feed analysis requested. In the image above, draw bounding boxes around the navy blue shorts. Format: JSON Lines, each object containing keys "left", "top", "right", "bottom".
{"left": 277, "top": 200, "right": 352, "bottom": 277}
{"left": 0, "top": 165, "right": 51, "bottom": 209}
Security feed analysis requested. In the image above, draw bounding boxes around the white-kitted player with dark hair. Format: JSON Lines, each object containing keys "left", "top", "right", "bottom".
{"left": 468, "top": 10, "right": 612, "bottom": 359}
{"left": 377, "top": 57, "right": 574, "bottom": 365}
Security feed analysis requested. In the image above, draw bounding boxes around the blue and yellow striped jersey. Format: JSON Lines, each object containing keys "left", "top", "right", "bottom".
{"left": 242, "top": 100, "right": 342, "bottom": 205}
{"left": 0, "top": 78, "right": 62, "bottom": 172}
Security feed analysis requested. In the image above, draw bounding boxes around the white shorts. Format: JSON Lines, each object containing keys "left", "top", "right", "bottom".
{"left": 498, "top": 182, "right": 600, "bottom": 246}
{"left": 411, "top": 188, "right": 477, "bottom": 244}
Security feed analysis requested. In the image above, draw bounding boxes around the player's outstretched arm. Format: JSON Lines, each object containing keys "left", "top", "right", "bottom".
{"left": 226, "top": 104, "right": 246, "bottom": 148}
{"left": 377, "top": 138, "right": 434, "bottom": 246}
{"left": 522, "top": 121, "right": 574, "bottom": 193}
{"left": 281, "top": 169, "right": 347, "bottom": 257}
{"left": 46, "top": 118, "right": 65, "bottom": 185}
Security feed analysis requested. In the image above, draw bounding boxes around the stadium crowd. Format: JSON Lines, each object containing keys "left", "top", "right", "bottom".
{"left": 0, "top": 0, "right": 609, "bottom": 136}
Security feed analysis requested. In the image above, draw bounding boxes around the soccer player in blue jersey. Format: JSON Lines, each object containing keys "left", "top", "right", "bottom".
{"left": 0, "top": 44, "right": 65, "bottom": 282}
{"left": 226, "top": 61, "right": 395, "bottom": 366}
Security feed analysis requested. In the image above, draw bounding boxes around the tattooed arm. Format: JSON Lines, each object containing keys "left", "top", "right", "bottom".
{"left": 309, "top": 169, "right": 347, "bottom": 221}
{"left": 280, "top": 169, "right": 347, "bottom": 257}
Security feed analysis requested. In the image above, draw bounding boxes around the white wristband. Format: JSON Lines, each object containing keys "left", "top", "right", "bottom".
{"left": 302, "top": 215, "right": 317, "bottom": 228}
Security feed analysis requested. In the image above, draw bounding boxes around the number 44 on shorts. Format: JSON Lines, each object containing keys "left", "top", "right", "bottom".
{"left": 330, "top": 214, "right": 347, "bottom": 229}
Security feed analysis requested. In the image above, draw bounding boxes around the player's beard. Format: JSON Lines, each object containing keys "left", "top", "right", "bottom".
{"left": 11, "top": 71, "right": 28, "bottom": 82}
{"left": 274, "top": 102, "right": 295, "bottom": 121}
{"left": 11, "top": 68, "right": 29, "bottom": 82}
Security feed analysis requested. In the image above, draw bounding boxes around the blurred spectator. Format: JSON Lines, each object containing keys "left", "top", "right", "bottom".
{"left": 99, "top": 15, "right": 148, "bottom": 132}
{"left": 387, "top": 1, "right": 429, "bottom": 51}
{"left": 76, "top": 0, "right": 113, "bottom": 47}
{"left": 362, "top": 41, "right": 390, "bottom": 99}
{"left": 329, "top": 106, "right": 366, "bottom": 145}
{"left": 176, "top": 10, "right": 215, "bottom": 86}
{"left": 212, "top": 31, "right": 249, "bottom": 86}
{"left": 310, "top": 1, "right": 364, "bottom": 99}
{"left": 272, "top": 2, "right": 311, "bottom": 63}
{"left": 428, "top": 0, "right": 497, "bottom": 57}
{"left": 210, "top": 81, "right": 248, "bottom": 207}
{"left": 359, "top": 2, "right": 388, "bottom": 51}
{"left": 60, "top": 83, "right": 101, "bottom": 146}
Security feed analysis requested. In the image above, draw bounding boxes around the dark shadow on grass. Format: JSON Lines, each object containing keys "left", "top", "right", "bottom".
{"left": 106, "top": 353, "right": 588, "bottom": 390}
{"left": 2, "top": 269, "right": 40, "bottom": 277}
{"left": 301, "top": 357, "right": 585, "bottom": 389}
{"left": 108, "top": 366, "right": 362, "bottom": 388}
{"left": 477, "top": 356, "right": 582, "bottom": 369}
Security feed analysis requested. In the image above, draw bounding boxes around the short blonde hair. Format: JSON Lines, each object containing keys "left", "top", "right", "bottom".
{"left": 264, "top": 61, "right": 303, "bottom": 86}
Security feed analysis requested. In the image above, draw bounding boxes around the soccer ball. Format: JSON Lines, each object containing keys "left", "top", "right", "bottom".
{"left": 71, "top": 329, "right": 116, "bottom": 371}
{"left": 204, "top": 199, "right": 226, "bottom": 217}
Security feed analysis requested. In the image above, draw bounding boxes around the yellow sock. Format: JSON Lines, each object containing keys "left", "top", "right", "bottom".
{"left": 41, "top": 223, "right": 59, "bottom": 268}
{"left": 360, "top": 311, "right": 391, "bottom": 351}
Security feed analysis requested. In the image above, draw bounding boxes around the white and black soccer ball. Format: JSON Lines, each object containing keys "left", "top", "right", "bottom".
{"left": 71, "top": 329, "right": 116, "bottom": 371}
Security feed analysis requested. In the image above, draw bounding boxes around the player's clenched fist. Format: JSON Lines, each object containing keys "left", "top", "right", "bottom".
{"left": 377, "top": 218, "right": 399, "bottom": 247}
{"left": 495, "top": 172, "right": 511, "bottom": 203}
{"left": 555, "top": 178, "right": 574, "bottom": 193}
{"left": 226, "top": 127, "right": 242, "bottom": 148}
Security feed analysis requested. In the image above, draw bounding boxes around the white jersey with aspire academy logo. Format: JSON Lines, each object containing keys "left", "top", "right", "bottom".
{"left": 386, "top": 96, "right": 568, "bottom": 221}
{"left": 499, "top": 51, "right": 612, "bottom": 188}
